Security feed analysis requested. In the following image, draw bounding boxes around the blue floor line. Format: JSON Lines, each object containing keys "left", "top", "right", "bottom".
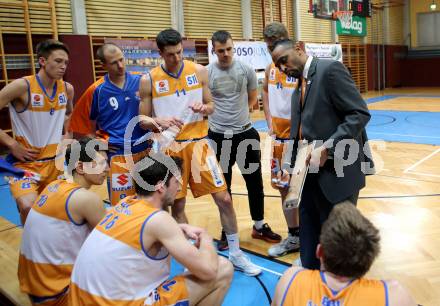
{"left": 170, "top": 248, "right": 289, "bottom": 306}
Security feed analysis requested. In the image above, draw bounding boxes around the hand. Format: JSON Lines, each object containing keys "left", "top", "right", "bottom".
{"left": 268, "top": 127, "right": 275, "bottom": 137}
{"left": 276, "top": 169, "right": 290, "bottom": 190}
{"left": 190, "top": 102, "right": 208, "bottom": 115}
{"left": 179, "top": 223, "right": 205, "bottom": 241}
{"left": 9, "top": 141, "right": 39, "bottom": 162}
{"left": 306, "top": 146, "right": 328, "bottom": 168}
{"left": 155, "top": 117, "right": 184, "bottom": 130}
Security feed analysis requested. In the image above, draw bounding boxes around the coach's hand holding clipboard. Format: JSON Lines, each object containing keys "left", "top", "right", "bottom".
{"left": 282, "top": 140, "right": 316, "bottom": 210}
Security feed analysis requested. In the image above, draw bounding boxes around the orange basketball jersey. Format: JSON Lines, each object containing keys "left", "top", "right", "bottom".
{"left": 18, "top": 180, "right": 90, "bottom": 299}
{"left": 281, "top": 269, "right": 387, "bottom": 306}
{"left": 150, "top": 60, "right": 208, "bottom": 141}
{"left": 10, "top": 75, "right": 68, "bottom": 160}
{"left": 69, "top": 197, "right": 170, "bottom": 305}
{"left": 267, "top": 63, "right": 297, "bottom": 139}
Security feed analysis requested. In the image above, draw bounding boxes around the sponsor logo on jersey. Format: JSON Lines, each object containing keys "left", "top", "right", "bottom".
{"left": 269, "top": 68, "right": 276, "bottom": 81}
{"left": 58, "top": 93, "right": 67, "bottom": 105}
{"left": 206, "top": 155, "right": 224, "bottom": 187}
{"left": 112, "top": 173, "right": 133, "bottom": 191}
{"left": 156, "top": 80, "right": 169, "bottom": 94}
{"left": 36, "top": 194, "right": 48, "bottom": 207}
{"left": 48, "top": 183, "right": 59, "bottom": 193}
{"left": 31, "top": 93, "right": 44, "bottom": 108}
{"left": 286, "top": 76, "right": 296, "bottom": 84}
{"left": 23, "top": 171, "right": 41, "bottom": 182}
{"left": 186, "top": 73, "right": 199, "bottom": 87}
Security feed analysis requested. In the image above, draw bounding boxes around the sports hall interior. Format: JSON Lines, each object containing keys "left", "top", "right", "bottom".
{"left": 0, "top": 0, "right": 439, "bottom": 305}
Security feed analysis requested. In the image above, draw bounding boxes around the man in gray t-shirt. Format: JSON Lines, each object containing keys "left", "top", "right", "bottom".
{"left": 208, "top": 58, "right": 256, "bottom": 133}
{"left": 207, "top": 30, "right": 281, "bottom": 251}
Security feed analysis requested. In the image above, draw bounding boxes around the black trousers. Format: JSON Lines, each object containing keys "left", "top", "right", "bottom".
{"left": 208, "top": 127, "right": 264, "bottom": 221}
{"left": 299, "top": 174, "right": 359, "bottom": 269}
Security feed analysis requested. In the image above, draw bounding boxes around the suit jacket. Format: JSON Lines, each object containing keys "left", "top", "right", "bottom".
{"left": 288, "top": 57, "right": 373, "bottom": 203}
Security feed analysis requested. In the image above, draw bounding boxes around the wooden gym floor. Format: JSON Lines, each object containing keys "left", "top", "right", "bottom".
{"left": 0, "top": 87, "right": 439, "bottom": 305}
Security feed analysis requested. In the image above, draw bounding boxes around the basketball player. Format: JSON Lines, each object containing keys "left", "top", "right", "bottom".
{"left": 262, "top": 22, "right": 300, "bottom": 257}
{"left": 18, "top": 137, "right": 108, "bottom": 305}
{"left": 0, "top": 39, "right": 73, "bottom": 224}
{"left": 70, "top": 43, "right": 151, "bottom": 205}
{"left": 69, "top": 154, "right": 234, "bottom": 305}
{"left": 139, "top": 28, "right": 261, "bottom": 276}
{"left": 272, "top": 203, "right": 417, "bottom": 306}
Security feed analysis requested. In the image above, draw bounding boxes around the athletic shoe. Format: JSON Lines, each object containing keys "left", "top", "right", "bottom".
{"left": 251, "top": 223, "right": 282, "bottom": 243}
{"left": 268, "top": 234, "right": 300, "bottom": 257}
{"left": 229, "top": 252, "right": 262, "bottom": 276}
{"left": 217, "top": 230, "right": 229, "bottom": 251}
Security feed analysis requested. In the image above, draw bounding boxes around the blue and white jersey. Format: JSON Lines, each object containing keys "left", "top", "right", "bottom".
{"left": 90, "top": 72, "right": 147, "bottom": 151}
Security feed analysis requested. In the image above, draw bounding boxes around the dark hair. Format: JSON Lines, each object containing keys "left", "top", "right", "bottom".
{"left": 156, "top": 28, "right": 182, "bottom": 51}
{"left": 96, "top": 43, "right": 122, "bottom": 63}
{"left": 65, "top": 137, "right": 107, "bottom": 174}
{"left": 36, "top": 39, "right": 69, "bottom": 59}
{"left": 263, "top": 22, "right": 289, "bottom": 40}
{"left": 211, "top": 30, "right": 233, "bottom": 47}
{"left": 320, "top": 202, "right": 380, "bottom": 279}
{"left": 134, "top": 154, "right": 182, "bottom": 196}
{"left": 272, "top": 38, "right": 296, "bottom": 51}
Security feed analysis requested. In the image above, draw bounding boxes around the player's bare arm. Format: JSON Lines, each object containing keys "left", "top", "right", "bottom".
{"left": 0, "top": 79, "right": 39, "bottom": 161}
{"left": 68, "top": 189, "right": 106, "bottom": 229}
{"left": 145, "top": 211, "right": 218, "bottom": 281}
{"left": 262, "top": 64, "right": 273, "bottom": 134}
{"left": 191, "top": 64, "right": 214, "bottom": 115}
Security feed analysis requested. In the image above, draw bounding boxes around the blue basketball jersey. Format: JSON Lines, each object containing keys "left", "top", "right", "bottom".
{"left": 90, "top": 73, "right": 147, "bottom": 150}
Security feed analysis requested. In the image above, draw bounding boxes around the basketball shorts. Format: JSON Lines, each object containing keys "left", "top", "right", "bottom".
{"left": 168, "top": 139, "right": 227, "bottom": 199}
{"left": 144, "top": 276, "right": 189, "bottom": 306}
{"left": 9, "top": 159, "right": 62, "bottom": 199}
{"left": 108, "top": 149, "right": 149, "bottom": 206}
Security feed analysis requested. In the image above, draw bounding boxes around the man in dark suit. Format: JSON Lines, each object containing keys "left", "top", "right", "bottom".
{"left": 271, "top": 39, "right": 374, "bottom": 269}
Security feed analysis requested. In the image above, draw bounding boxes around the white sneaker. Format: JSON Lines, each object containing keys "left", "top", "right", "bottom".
{"left": 268, "top": 234, "right": 300, "bottom": 257}
{"left": 229, "top": 252, "right": 262, "bottom": 276}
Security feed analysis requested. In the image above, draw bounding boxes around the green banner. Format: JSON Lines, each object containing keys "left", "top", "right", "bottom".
{"left": 336, "top": 15, "right": 367, "bottom": 36}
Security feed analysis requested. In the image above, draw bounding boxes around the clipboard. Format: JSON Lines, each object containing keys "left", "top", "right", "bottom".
{"left": 283, "top": 140, "right": 315, "bottom": 210}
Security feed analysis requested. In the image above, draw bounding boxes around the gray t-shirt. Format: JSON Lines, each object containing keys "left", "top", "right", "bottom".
{"left": 208, "top": 59, "right": 257, "bottom": 133}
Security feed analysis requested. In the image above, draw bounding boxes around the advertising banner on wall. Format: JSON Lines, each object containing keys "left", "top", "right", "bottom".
{"left": 104, "top": 38, "right": 196, "bottom": 74}
{"left": 336, "top": 16, "right": 367, "bottom": 36}
{"left": 305, "top": 43, "right": 343, "bottom": 62}
{"left": 208, "top": 40, "right": 272, "bottom": 70}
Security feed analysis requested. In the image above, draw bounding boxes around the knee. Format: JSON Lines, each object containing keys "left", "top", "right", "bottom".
{"left": 215, "top": 191, "right": 232, "bottom": 209}
{"left": 217, "top": 256, "right": 234, "bottom": 283}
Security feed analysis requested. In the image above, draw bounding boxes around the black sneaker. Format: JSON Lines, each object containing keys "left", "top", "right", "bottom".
{"left": 217, "top": 230, "right": 229, "bottom": 251}
{"left": 252, "top": 223, "right": 282, "bottom": 243}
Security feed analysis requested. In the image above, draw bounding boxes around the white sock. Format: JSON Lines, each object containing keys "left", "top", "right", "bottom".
{"left": 254, "top": 220, "right": 265, "bottom": 230}
{"left": 226, "top": 233, "right": 240, "bottom": 255}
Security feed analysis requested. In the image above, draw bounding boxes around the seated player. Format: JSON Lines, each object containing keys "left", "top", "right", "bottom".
{"left": 0, "top": 39, "right": 73, "bottom": 224}
{"left": 69, "top": 154, "right": 234, "bottom": 306}
{"left": 272, "top": 203, "right": 417, "bottom": 306}
{"left": 18, "top": 137, "right": 108, "bottom": 305}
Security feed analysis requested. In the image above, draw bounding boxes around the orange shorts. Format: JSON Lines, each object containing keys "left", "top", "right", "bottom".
{"left": 168, "top": 139, "right": 226, "bottom": 199}
{"left": 145, "top": 276, "right": 189, "bottom": 306}
{"left": 108, "top": 150, "right": 149, "bottom": 205}
{"left": 9, "top": 159, "right": 63, "bottom": 199}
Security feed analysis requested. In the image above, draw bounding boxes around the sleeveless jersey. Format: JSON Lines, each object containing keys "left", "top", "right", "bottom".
{"left": 150, "top": 60, "right": 207, "bottom": 141}
{"left": 267, "top": 63, "right": 297, "bottom": 139}
{"left": 9, "top": 75, "right": 68, "bottom": 160}
{"left": 69, "top": 197, "right": 170, "bottom": 305}
{"left": 90, "top": 72, "right": 146, "bottom": 148}
{"left": 281, "top": 269, "right": 387, "bottom": 306}
{"left": 18, "top": 180, "right": 90, "bottom": 297}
